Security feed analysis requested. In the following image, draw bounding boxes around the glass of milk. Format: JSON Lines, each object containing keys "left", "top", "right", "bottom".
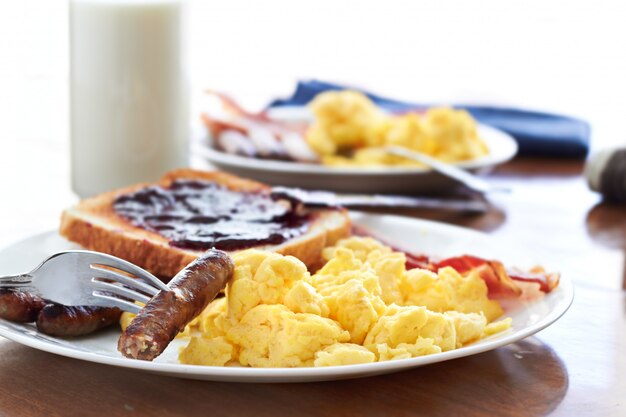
{"left": 70, "top": 0, "right": 188, "bottom": 198}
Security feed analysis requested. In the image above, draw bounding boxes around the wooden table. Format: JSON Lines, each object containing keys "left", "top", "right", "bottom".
{"left": 1, "top": 158, "right": 624, "bottom": 417}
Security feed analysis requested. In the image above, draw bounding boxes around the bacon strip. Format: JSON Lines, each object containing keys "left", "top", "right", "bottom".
{"left": 507, "top": 266, "right": 560, "bottom": 293}
{"left": 434, "top": 255, "right": 560, "bottom": 298}
{"left": 435, "top": 256, "right": 522, "bottom": 298}
{"left": 201, "top": 91, "right": 319, "bottom": 162}
{"left": 350, "top": 226, "right": 559, "bottom": 298}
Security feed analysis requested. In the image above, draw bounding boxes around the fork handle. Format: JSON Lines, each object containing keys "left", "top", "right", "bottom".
{"left": 0, "top": 274, "right": 33, "bottom": 287}
{"left": 384, "top": 146, "right": 510, "bottom": 194}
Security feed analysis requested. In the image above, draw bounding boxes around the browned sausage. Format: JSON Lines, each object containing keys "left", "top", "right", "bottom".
{"left": 0, "top": 289, "right": 46, "bottom": 322}
{"left": 0, "top": 289, "right": 120, "bottom": 336}
{"left": 36, "top": 305, "right": 122, "bottom": 337}
{"left": 118, "top": 249, "right": 234, "bottom": 361}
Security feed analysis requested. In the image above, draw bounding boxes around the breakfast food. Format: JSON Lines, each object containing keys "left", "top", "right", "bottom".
{"left": 351, "top": 226, "right": 560, "bottom": 297}
{"left": 201, "top": 92, "right": 318, "bottom": 163}
{"left": 118, "top": 249, "right": 234, "bottom": 361}
{"left": 60, "top": 169, "right": 351, "bottom": 279}
{"left": 0, "top": 289, "right": 122, "bottom": 337}
{"left": 0, "top": 289, "right": 46, "bottom": 322}
{"left": 175, "top": 236, "right": 517, "bottom": 368}
{"left": 36, "top": 305, "right": 122, "bottom": 337}
{"left": 201, "top": 90, "right": 489, "bottom": 168}
{"left": 417, "top": 254, "right": 559, "bottom": 297}
{"left": 0, "top": 169, "right": 561, "bottom": 368}
{"left": 307, "top": 91, "right": 489, "bottom": 167}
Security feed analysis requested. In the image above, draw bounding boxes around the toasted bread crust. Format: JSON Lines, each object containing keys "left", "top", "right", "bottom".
{"left": 60, "top": 169, "right": 350, "bottom": 280}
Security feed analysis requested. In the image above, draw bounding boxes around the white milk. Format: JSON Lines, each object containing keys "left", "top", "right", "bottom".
{"left": 70, "top": 0, "right": 188, "bottom": 197}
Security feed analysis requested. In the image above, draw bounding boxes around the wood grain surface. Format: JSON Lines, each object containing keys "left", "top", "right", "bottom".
{"left": 1, "top": 158, "right": 624, "bottom": 417}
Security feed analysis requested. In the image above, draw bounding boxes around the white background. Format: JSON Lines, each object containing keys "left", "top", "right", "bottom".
{"left": 1, "top": 0, "right": 625, "bottom": 150}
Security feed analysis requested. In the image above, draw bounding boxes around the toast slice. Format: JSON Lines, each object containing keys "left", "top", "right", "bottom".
{"left": 60, "top": 169, "right": 351, "bottom": 280}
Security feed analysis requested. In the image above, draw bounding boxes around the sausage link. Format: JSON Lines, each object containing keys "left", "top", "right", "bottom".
{"left": 118, "top": 249, "right": 234, "bottom": 361}
{"left": 0, "top": 289, "right": 46, "bottom": 322}
{"left": 36, "top": 305, "right": 122, "bottom": 337}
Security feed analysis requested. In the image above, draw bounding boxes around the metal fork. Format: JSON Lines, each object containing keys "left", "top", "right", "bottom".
{"left": 382, "top": 146, "right": 511, "bottom": 194}
{"left": 0, "top": 251, "right": 169, "bottom": 314}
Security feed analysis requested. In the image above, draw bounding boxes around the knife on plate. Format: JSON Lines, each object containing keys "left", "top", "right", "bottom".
{"left": 271, "top": 187, "right": 490, "bottom": 213}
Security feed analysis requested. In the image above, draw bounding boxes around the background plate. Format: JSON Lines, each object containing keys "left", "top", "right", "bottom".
{"left": 0, "top": 213, "right": 572, "bottom": 383}
{"left": 196, "top": 106, "right": 518, "bottom": 194}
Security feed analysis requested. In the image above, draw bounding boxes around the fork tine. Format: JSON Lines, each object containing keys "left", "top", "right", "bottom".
{"left": 92, "top": 292, "right": 142, "bottom": 314}
{"left": 89, "top": 280, "right": 152, "bottom": 304}
{"left": 80, "top": 252, "right": 169, "bottom": 291}
{"left": 57, "top": 250, "right": 169, "bottom": 292}
{"left": 90, "top": 266, "right": 160, "bottom": 297}
{"left": 102, "top": 260, "right": 168, "bottom": 291}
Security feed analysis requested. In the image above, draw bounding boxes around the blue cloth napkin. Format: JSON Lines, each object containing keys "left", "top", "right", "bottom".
{"left": 269, "top": 80, "right": 591, "bottom": 158}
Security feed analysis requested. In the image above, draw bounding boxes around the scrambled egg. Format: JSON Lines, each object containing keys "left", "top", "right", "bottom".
{"left": 305, "top": 90, "right": 489, "bottom": 167}
{"left": 306, "top": 90, "right": 386, "bottom": 155}
{"left": 178, "top": 237, "right": 511, "bottom": 368}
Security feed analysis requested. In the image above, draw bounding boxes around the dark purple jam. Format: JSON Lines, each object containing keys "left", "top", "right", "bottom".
{"left": 112, "top": 180, "right": 310, "bottom": 251}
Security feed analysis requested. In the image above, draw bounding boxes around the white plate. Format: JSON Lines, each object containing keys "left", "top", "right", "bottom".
{"left": 195, "top": 106, "right": 518, "bottom": 194}
{"left": 0, "top": 213, "right": 572, "bottom": 383}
